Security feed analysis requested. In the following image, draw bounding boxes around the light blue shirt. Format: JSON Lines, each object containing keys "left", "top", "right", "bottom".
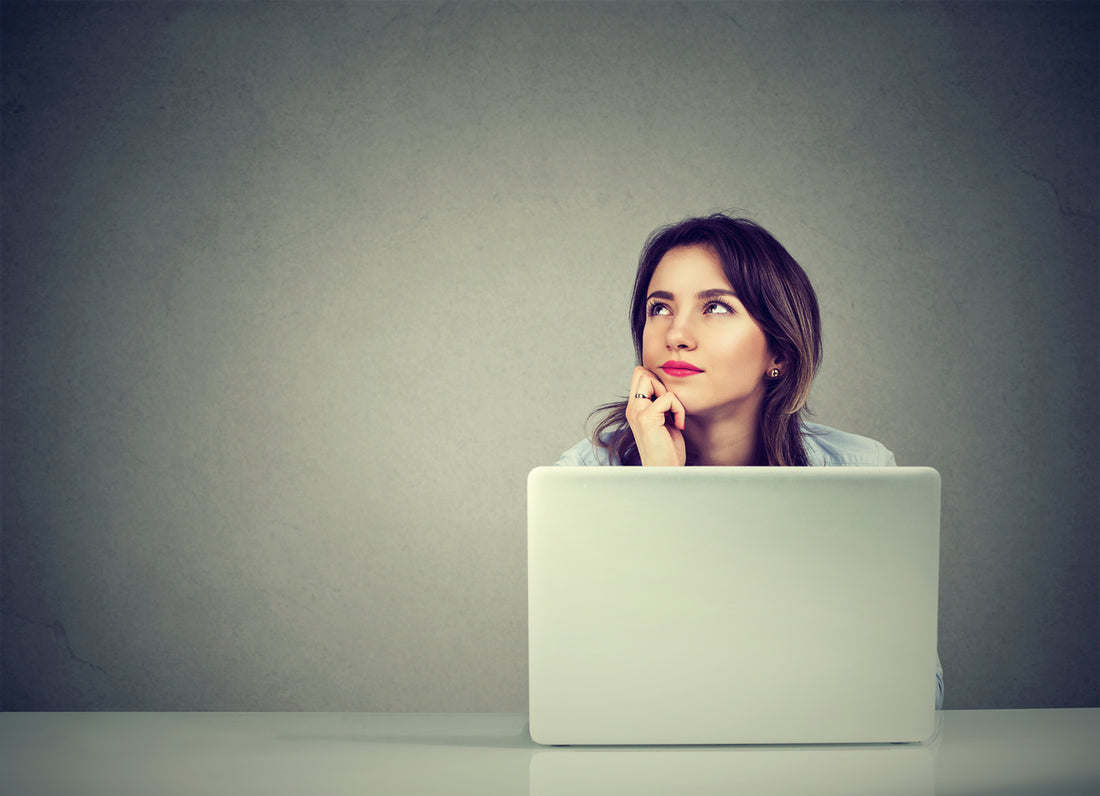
{"left": 555, "top": 420, "right": 944, "bottom": 709}
{"left": 556, "top": 421, "right": 896, "bottom": 467}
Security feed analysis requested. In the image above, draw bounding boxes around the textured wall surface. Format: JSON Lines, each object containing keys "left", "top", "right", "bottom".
{"left": 2, "top": 1, "right": 1097, "bottom": 711}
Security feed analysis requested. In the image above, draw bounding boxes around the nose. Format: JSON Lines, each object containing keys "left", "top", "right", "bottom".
{"left": 666, "top": 313, "right": 696, "bottom": 350}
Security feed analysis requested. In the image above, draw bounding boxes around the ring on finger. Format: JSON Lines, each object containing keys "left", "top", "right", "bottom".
{"left": 633, "top": 393, "right": 653, "bottom": 400}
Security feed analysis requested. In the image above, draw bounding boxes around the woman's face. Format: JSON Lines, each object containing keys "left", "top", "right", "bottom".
{"left": 641, "top": 245, "right": 777, "bottom": 419}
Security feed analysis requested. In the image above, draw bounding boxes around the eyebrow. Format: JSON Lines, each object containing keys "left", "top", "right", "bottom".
{"left": 646, "top": 288, "right": 738, "bottom": 302}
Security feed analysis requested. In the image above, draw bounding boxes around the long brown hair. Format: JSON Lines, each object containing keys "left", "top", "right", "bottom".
{"left": 590, "top": 214, "right": 822, "bottom": 466}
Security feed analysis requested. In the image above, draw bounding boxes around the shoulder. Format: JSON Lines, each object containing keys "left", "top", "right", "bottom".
{"left": 801, "top": 422, "right": 897, "bottom": 467}
{"left": 555, "top": 435, "right": 618, "bottom": 466}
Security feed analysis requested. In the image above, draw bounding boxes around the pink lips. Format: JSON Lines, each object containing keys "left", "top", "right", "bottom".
{"left": 660, "top": 360, "right": 703, "bottom": 378}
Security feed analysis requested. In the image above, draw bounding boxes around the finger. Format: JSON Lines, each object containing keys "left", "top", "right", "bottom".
{"left": 642, "top": 367, "right": 669, "bottom": 398}
{"left": 667, "top": 392, "right": 687, "bottom": 431}
{"left": 647, "top": 391, "right": 678, "bottom": 420}
{"left": 629, "top": 366, "right": 660, "bottom": 402}
{"left": 643, "top": 391, "right": 685, "bottom": 432}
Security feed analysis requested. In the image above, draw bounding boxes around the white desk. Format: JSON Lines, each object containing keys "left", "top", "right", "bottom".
{"left": 1, "top": 709, "right": 1097, "bottom": 795}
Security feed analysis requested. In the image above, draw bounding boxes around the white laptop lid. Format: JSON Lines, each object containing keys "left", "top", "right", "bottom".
{"left": 527, "top": 466, "right": 941, "bottom": 746}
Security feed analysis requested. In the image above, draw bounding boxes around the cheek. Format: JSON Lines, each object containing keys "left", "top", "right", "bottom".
{"left": 717, "top": 330, "right": 770, "bottom": 371}
{"left": 641, "top": 326, "right": 661, "bottom": 364}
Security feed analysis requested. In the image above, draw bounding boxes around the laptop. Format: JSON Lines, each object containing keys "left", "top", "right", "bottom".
{"left": 527, "top": 465, "right": 941, "bottom": 746}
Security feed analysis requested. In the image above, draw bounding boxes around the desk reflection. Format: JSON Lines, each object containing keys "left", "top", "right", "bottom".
{"left": 6, "top": 711, "right": 1100, "bottom": 796}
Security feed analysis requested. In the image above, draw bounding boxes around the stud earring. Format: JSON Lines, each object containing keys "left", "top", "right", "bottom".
{"left": 770, "top": 368, "right": 781, "bottom": 378}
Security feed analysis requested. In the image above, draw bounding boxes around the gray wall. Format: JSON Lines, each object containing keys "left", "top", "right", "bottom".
{"left": 2, "top": 1, "right": 1096, "bottom": 711}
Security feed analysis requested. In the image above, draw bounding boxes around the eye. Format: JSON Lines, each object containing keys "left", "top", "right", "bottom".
{"left": 703, "top": 300, "right": 733, "bottom": 315}
{"left": 647, "top": 301, "right": 671, "bottom": 317}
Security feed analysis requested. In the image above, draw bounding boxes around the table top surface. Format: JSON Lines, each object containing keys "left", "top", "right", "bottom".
{"left": 1, "top": 709, "right": 1098, "bottom": 795}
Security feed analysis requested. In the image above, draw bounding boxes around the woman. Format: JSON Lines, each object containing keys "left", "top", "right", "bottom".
{"left": 558, "top": 213, "right": 895, "bottom": 468}
{"left": 556, "top": 213, "right": 943, "bottom": 709}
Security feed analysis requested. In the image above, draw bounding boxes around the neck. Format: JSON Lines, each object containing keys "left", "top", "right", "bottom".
{"left": 683, "top": 409, "right": 764, "bottom": 466}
